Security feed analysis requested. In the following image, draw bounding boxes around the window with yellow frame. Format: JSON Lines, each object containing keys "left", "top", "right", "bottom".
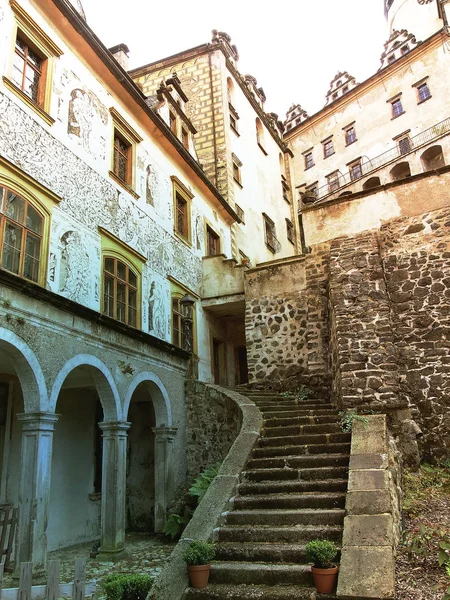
{"left": 171, "top": 176, "right": 194, "bottom": 245}
{"left": 169, "top": 277, "right": 198, "bottom": 353}
{"left": 0, "top": 156, "right": 60, "bottom": 286}
{"left": 99, "top": 227, "right": 146, "bottom": 329}
{"left": 109, "top": 108, "right": 143, "bottom": 198}
{"left": 3, "top": 1, "right": 63, "bottom": 126}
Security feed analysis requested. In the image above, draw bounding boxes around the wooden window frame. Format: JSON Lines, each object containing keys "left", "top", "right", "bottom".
{"left": 109, "top": 107, "right": 143, "bottom": 198}
{"left": 99, "top": 227, "right": 146, "bottom": 330}
{"left": 232, "top": 153, "right": 243, "bottom": 187}
{"left": 171, "top": 176, "right": 194, "bottom": 246}
{"left": 345, "top": 126, "right": 357, "bottom": 146}
{"left": 3, "top": 1, "right": 63, "bottom": 126}
{"left": 416, "top": 82, "right": 431, "bottom": 104}
{"left": 322, "top": 138, "right": 334, "bottom": 158}
{"left": 327, "top": 171, "right": 340, "bottom": 193}
{"left": 169, "top": 277, "right": 198, "bottom": 353}
{"left": 304, "top": 152, "right": 314, "bottom": 170}
{"left": 262, "top": 213, "right": 277, "bottom": 253}
{"left": 229, "top": 103, "right": 240, "bottom": 135}
{"left": 205, "top": 223, "right": 221, "bottom": 257}
{"left": 349, "top": 159, "right": 362, "bottom": 181}
{"left": 285, "top": 218, "right": 295, "bottom": 245}
{"left": 391, "top": 97, "right": 404, "bottom": 119}
{"left": 102, "top": 255, "right": 139, "bottom": 328}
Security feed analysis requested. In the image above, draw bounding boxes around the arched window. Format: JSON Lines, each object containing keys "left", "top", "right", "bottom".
{"left": 0, "top": 185, "right": 44, "bottom": 282}
{"left": 103, "top": 256, "right": 138, "bottom": 327}
{"left": 390, "top": 162, "right": 411, "bottom": 182}
{"left": 256, "top": 118, "right": 266, "bottom": 153}
{"left": 363, "top": 176, "right": 381, "bottom": 190}
{"left": 421, "top": 145, "right": 445, "bottom": 172}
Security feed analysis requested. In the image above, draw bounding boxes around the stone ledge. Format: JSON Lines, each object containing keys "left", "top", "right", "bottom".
{"left": 346, "top": 489, "right": 391, "bottom": 514}
{"left": 342, "top": 514, "right": 394, "bottom": 547}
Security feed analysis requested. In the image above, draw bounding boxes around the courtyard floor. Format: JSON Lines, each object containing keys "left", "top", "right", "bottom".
{"left": 3, "top": 533, "right": 176, "bottom": 596}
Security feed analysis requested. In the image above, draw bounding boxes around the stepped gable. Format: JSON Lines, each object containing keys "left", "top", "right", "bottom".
{"left": 284, "top": 103, "right": 309, "bottom": 132}
{"left": 379, "top": 29, "right": 421, "bottom": 70}
{"left": 325, "top": 72, "right": 358, "bottom": 106}
{"left": 183, "top": 389, "right": 350, "bottom": 599}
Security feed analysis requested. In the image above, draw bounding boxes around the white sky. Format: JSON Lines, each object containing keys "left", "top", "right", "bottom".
{"left": 81, "top": 0, "right": 388, "bottom": 119}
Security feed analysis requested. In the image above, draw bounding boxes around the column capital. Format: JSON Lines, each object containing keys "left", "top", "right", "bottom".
{"left": 99, "top": 421, "right": 131, "bottom": 434}
{"left": 17, "top": 412, "right": 59, "bottom": 431}
{"left": 152, "top": 426, "right": 178, "bottom": 441}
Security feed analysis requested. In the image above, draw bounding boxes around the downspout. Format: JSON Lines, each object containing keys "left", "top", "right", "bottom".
{"left": 208, "top": 50, "right": 219, "bottom": 188}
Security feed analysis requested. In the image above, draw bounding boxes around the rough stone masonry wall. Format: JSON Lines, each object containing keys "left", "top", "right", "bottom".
{"left": 185, "top": 381, "right": 242, "bottom": 481}
{"left": 328, "top": 231, "right": 401, "bottom": 409}
{"left": 245, "top": 247, "right": 330, "bottom": 394}
{"left": 381, "top": 208, "right": 450, "bottom": 462}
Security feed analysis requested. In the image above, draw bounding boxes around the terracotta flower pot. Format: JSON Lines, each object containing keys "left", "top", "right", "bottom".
{"left": 187, "top": 564, "right": 211, "bottom": 589}
{"left": 311, "top": 565, "right": 338, "bottom": 594}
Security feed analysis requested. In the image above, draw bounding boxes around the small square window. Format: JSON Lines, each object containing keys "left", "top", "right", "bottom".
{"left": 12, "top": 36, "right": 44, "bottom": 106}
{"left": 327, "top": 172, "right": 340, "bottom": 193}
{"left": 388, "top": 55, "right": 396, "bottom": 64}
{"left": 417, "top": 82, "right": 431, "bottom": 103}
{"left": 401, "top": 45, "right": 409, "bottom": 55}
{"left": 232, "top": 154, "right": 243, "bottom": 186}
{"left": 235, "top": 204, "right": 245, "bottom": 223}
{"left": 172, "top": 176, "right": 194, "bottom": 244}
{"left": 398, "top": 136, "right": 411, "bottom": 155}
{"left": 263, "top": 214, "right": 277, "bottom": 253}
{"left": 286, "top": 219, "right": 294, "bottom": 244}
{"left": 109, "top": 108, "right": 143, "bottom": 195}
{"left": 345, "top": 127, "right": 357, "bottom": 145}
{"left": 229, "top": 103, "right": 239, "bottom": 134}
{"left": 349, "top": 160, "right": 362, "bottom": 181}
{"left": 304, "top": 152, "right": 314, "bottom": 170}
{"left": 206, "top": 225, "right": 220, "bottom": 256}
{"left": 391, "top": 98, "right": 404, "bottom": 118}
{"left": 282, "top": 179, "right": 290, "bottom": 203}
{"left": 113, "top": 131, "right": 131, "bottom": 184}
{"left": 182, "top": 128, "right": 189, "bottom": 150}
{"left": 323, "top": 139, "right": 334, "bottom": 158}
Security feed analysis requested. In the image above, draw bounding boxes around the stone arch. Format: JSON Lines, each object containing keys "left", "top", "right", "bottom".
{"left": 123, "top": 371, "right": 172, "bottom": 426}
{"left": 390, "top": 161, "right": 411, "bottom": 182}
{"left": 363, "top": 176, "right": 381, "bottom": 190}
{"left": 421, "top": 145, "right": 445, "bottom": 171}
{"left": 0, "top": 327, "right": 48, "bottom": 412}
{"left": 49, "top": 354, "right": 120, "bottom": 421}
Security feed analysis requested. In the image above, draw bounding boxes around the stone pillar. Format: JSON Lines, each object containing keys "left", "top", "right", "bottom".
{"left": 152, "top": 427, "right": 177, "bottom": 532}
{"left": 16, "top": 412, "right": 59, "bottom": 573}
{"left": 97, "top": 421, "right": 130, "bottom": 561}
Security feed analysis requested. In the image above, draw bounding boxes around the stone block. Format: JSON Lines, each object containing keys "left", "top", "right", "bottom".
{"left": 346, "top": 490, "right": 391, "bottom": 515}
{"left": 337, "top": 546, "right": 395, "bottom": 599}
{"left": 349, "top": 452, "right": 388, "bottom": 470}
{"left": 342, "top": 514, "right": 394, "bottom": 547}
{"left": 351, "top": 430, "right": 387, "bottom": 455}
{"left": 348, "top": 469, "right": 388, "bottom": 491}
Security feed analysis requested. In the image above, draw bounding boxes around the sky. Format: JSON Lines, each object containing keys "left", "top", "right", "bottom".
{"left": 81, "top": 0, "right": 388, "bottom": 119}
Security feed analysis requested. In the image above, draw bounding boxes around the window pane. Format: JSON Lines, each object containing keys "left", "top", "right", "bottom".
{"left": 23, "top": 66, "right": 40, "bottom": 102}
{"left": 26, "top": 204, "right": 43, "bottom": 234}
{"left": 2, "top": 222, "right": 22, "bottom": 274}
{"left": 128, "top": 270, "right": 137, "bottom": 288}
{"left": 23, "top": 233, "right": 41, "bottom": 282}
{"left": 117, "top": 261, "right": 126, "bottom": 282}
{"left": 104, "top": 257, "right": 115, "bottom": 274}
{"left": 26, "top": 47, "right": 42, "bottom": 70}
{"left": 103, "top": 274, "right": 114, "bottom": 317}
{"left": 12, "top": 54, "right": 25, "bottom": 88}
{"left": 116, "top": 282, "right": 126, "bottom": 323}
{"left": 128, "top": 289, "right": 137, "bottom": 327}
{"left": 5, "top": 192, "right": 25, "bottom": 224}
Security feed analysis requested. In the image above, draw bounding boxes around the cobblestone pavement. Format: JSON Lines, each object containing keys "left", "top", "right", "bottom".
{"left": 3, "top": 533, "right": 176, "bottom": 597}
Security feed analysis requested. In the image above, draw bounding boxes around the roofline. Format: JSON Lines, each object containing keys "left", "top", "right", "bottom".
{"left": 284, "top": 28, "right": 444, "bottom": 138}
{"left": 48, "top": 0, "right": 240, "bottom": 223}
{"left": 128, "top": 44, "right": 211, "bottom": 77}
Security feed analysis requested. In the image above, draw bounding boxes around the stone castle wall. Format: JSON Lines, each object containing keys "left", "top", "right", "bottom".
{"left": 244, "top": 207, "right": 450, "bottom": 461}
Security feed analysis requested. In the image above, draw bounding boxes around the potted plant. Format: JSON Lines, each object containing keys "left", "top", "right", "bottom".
{"left": 305, "top": 539, "right": 338, "bottom": 594}
{"left": 182, "top": 540, "right": 215, "bottom": 589}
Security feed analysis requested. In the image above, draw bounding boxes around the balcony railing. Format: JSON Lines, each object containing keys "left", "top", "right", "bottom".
{"left": 303, "top": 116, "right": 450, "bottom": 204}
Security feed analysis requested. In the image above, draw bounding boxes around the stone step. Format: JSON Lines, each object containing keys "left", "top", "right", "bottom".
{"left": 217, "top": 523, "right": 343, "bottom": 543}
{"left": 253, "top": 442, "right": 351, "bottom": 458}
{"left": 247, "top": 453, "right": 349, "bottom": 471}
{"left": 183, "top": 583, "right": 336, "bottom": 599}
{"left": 258, "top": 432, "right": 350, "bottom": 447}
{"left": 255, "top": 402, "right": 334, "bottom": 411}
{"left": 264, "top": 415, "right": 340, "bottom": 427}
{"left": 263, "top": 408, "right": 340, "bottom": 419}
{"left": 263, "top": 420, "right": 342, "bottom": 436}
{"left": 214, "top": 542, "right": 342, "bottom": 564}
{"left": 238, "top": 478, "right": 348, "bottom": 496}
{"left": 233, "top": 492, "right": 346, "bottom": 511}
{"left": 210, "top": 562, "right": 313, "bottom": 586}
{"left": 224, "top": 508, "right": 346, "bottom": 526}
{"left": 243, "top": 465, "right": 348, "bottom": 482}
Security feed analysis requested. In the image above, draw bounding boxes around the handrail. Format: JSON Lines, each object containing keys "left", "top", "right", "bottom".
{"left": 303, "top": 116, "right": 450, "bottom": 203}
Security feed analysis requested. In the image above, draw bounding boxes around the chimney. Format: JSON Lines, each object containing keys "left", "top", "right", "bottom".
{"left": 108, "top": 43, "right": 130, "bottom": 71}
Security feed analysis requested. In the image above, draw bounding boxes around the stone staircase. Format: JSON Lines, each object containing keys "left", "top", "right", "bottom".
{"left": 183, "top": 390, "right": 351, "bottom": 599}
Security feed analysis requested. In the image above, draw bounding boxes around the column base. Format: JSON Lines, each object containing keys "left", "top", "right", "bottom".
{"left": 96, "top": 548, "right": 126, "bottom": 562}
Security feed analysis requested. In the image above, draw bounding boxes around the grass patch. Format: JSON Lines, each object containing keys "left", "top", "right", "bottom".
{"left": 403, "top": 463, "right": 450, "bottom": 518}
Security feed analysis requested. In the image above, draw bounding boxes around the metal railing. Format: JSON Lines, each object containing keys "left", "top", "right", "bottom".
{"left": 305, "top": 116, "right": 450, "bottom": 203}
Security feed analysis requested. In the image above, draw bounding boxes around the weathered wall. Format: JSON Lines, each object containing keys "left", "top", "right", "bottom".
{"left": 185, "top": 381, "right": 242, "bottom": 481}
{"left": 381, "top": 208, "right": 450, "bottom": 462}
{"left": 244, "top": 250, "right": 330, "bottom": 393}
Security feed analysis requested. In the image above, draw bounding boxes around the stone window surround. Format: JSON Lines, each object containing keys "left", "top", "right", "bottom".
{"left": 3, "top": 1, "right": 63, "bottom": 127}
{"left": 171, "top": 176, "right": 194, "bottom": 247}
{"left": 232, "top": 153, "right": 243, "bottom": 187}
{"left": 343, "top": 121, "right": 357, "bottom": 146}
{"left": 412, "top": 76, "right": 431, "bottom": 105}
{"left": 169, "top": 275, "right": 198, "bottom": 353}
{"left": 229, "top": 103, "right": 240, "bottom": 135}
{"left": 204, "top": 220, "right": 221, "bottom": 257}
{"left": 321, "top": 136, "right": 335, "bottom": 159}
{"left": 347, "top": 156, "right": 363, "bottom": 181}
{"left": 109, "top": 107, "right": 143, "bottom": 199}
{"left": 262, "top": 212, "right": 277, "bottom": 253}
{"left": 387, "top": 92, "right": 405, "bottom": 120}
{"left": 285, "top": 218, "right": 295, "bottom": 244}
{"left": 303, "top": 147, "right": 315, "bottom": 170}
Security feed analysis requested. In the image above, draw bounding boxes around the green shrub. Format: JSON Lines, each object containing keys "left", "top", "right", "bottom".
{"left": 162, "top": 507, "right": 193, "bottom": 539}
{"left": 305, "top": 539, "right": 338, "bottom": 568}
{"left": 182, "top": 540, "right": 215, "bottom": 566}
{"left": 189, "top": 463, "right": 221, "bottom": 502}
{"left": 103, "top": 574, "right": 153, "bottom": 600}
{"left": 339, "top": 409, "right": 369, "bottom": 433}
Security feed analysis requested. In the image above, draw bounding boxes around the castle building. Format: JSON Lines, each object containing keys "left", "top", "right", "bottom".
{"left": 0, "top": 0, "right": 448, "bottom": 575}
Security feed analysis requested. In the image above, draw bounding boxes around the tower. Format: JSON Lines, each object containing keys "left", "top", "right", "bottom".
{"left": 385, "top": 0, "right": 443, "bottom": 40}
